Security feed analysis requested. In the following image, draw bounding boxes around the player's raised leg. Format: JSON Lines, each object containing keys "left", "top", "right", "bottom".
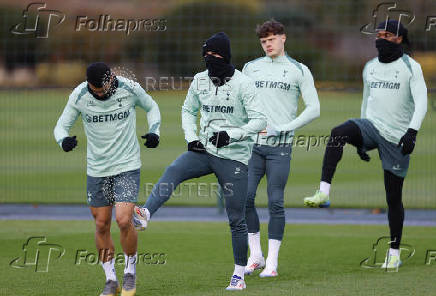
{"left": 245, "top": 146, "right": 266, "bottom": 275}
{"left": 304, "top": 120, "right": 366, "bottom": 207}
{"left": 91, "top": 206, "right": 120, "bottom": 296}
{"left": 134, "top": 151, "right": 212, "bottom": 230}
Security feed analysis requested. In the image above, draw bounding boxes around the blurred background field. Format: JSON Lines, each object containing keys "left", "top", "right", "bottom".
{"left": 1, "top": 89, "right": 435, "bottom": 208}
{"left": 1, "top": 0, "right": 436, "bottom": 88}
{"left": 1, "top": 0, "right": 435, "bottom": 208}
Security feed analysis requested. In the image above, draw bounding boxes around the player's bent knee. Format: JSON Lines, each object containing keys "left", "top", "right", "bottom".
{"left": 115, "top": 216, "right": 132, "bottom": 231}
{"left": 268, "top": 200, "right": 284, "bottom": 216}
{"left": 227, "top": 212, "right": 245, "bottom": 226}
{"left": 331, "top": 125, "right": 345, "bottom": 137}
{"left": 329, "top": 124, "right": 351, "bottom": 147}
{"left": 229, "top": 220, "right": 248, "bottom": 233}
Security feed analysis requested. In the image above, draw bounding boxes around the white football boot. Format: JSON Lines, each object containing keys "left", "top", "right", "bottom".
{"left": 132, "top": 206, "right": 149, "bottom": 231}
{"left": 259, "top": 267, "right": 278, "bottom": 278}
{"left": 244, "top": 256, "right": 265, "bottom": 275}
{"left": 225, "top": 275, "right": 246, "bottom": 291}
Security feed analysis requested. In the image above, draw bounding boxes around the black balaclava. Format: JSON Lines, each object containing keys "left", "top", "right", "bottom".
{"left": 86, "top": 62, "right": 118, "bottom": 100}
{"left": 202, "top": 32, "right": 235, "bottom": 86}
{"left": 375, "top": 20, "right": 409, "bottom": 63}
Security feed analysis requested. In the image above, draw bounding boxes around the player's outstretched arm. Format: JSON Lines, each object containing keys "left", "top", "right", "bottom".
{"left": 54, "top": 91, "right": 80, "bottom": 152}
{"left": 275, "top": 65, "right": 320, "bottom": 132}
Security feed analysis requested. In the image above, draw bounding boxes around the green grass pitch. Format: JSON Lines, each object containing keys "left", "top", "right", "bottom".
{"left": 1, "top": 220, "right": 436, "bottom": 295}
{"left": 0, "top": 89, "right": 435, "bottom": 208}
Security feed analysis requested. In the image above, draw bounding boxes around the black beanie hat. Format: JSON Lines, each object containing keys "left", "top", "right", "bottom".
{"left": 86, "top": 62, "right": 111, "bottom": 88}
{"left": 377, "top": 20, "right": 409, "bottom": 45}
{"left": 202, "top": 32, "right": 232, "bottom": 63}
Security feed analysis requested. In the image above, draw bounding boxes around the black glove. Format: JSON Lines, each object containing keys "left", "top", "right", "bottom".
{"left": 188, "top": 140, "right": 206, "bottom": 153}
{"left": 357, "top": 146, "right": 370, "bottom": 162}
{"left": 397, "top": 128, "right": 417, "bottom": 155}
{"left": 62, "top": 136, "right": 77, "bottom": 152}
{"left": 141, "top": 133, "right": 159, "bottom": 148}
{"left": 209, "top": 131, "right": 230, "bottom": 148}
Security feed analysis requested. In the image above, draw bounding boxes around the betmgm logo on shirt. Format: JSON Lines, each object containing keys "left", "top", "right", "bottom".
{"left": 369, "top": 81, "right": 401, "bottom": 89}
{"left": 255, "top": 80, "right": 293, "bottom": 91}
{"left": 85, "top": 110, "right": 131, "bottom": 123}
{"left": 202, "top": 104, "right": 234, "bottom": 114}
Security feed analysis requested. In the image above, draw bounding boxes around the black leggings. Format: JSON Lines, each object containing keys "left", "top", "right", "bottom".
{"left": 321, "top": 120, "right": 405, "bottom": 249}
{"left": 384, "top": 170, "right": 404, "bottom": 249}
{"left": 321, "top": 120, "right": 363, "bottom": 183}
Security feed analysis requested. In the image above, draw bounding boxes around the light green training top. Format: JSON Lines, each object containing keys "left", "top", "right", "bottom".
{"left": 181, "top": 69, "right": 267, "bottom": 165}
{"left": 362, "top": 55, "right": 427, "bottom": 144}
{"left": 242, "top": 54, "right": 320, "bottom": 146}
{"left": 54, "top": 76, "right": 161, "bottom": 177}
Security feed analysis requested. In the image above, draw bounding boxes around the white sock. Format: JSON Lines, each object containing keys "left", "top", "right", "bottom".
{"left": 101, "top": 258, "right": 117, "bottom": 281}
{"left": 248, "top": 232, "right": 262, "bottom": 258}
{"left": 143, "top": 207, "right": 151, "bottom": 221}
{"left": 389, "top": 248, "right": 400, "bottom": 257}
{"left": 265, "top": 239, "right": 281, "bottom": 270}
{"left": 233, "top": 264, "right": 245, "bottom": 279}
{"left": 124, "top": 253, "right": 137, "bottom": 275}
{"left": 319, "top": 181, "right": 331, "bottom": 196}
